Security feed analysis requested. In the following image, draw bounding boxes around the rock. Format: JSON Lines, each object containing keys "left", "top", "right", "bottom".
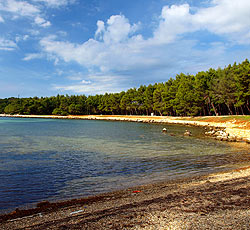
{"left": 228, "top": 136, "right": 237, "bottom": 142}
{"left": 215, "top": 136, "right": 223, "bottom": 141}
{"left": 184, "top": 130, "right": 192, "bottom": 136}
{"left": 205, "top": 130, "right": 215, "bottom": 135}
{"left": 221, "top": 136, "right": 228, "bottom": 141}
{"left": 246, "top": 138, "right": 250, "bottom": 144}
{"left": 216, "top": 130, "right": 227, "bottom": 136}
{"left": 227, "top": 134, "right": 237, "bottom": 142}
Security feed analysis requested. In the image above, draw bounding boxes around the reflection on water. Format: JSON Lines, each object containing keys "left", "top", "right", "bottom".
{"left": 0, "top": 117, "right": 249, "bottom": 213}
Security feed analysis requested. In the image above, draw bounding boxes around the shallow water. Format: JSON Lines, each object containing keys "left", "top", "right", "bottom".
{"left": 0, "top": 117, "right": 249, "bottom": 213}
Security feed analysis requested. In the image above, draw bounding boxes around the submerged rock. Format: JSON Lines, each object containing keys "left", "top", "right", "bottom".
{"left": 162, "top": 128, "right": 167, "bottom": 133}
{"left": 184, "top": 130, "right": 192, "bottom": 136}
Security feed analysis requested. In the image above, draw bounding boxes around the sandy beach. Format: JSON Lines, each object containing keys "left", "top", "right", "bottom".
{"left": 0, "top": 114, "right": 250, "bottom": 229}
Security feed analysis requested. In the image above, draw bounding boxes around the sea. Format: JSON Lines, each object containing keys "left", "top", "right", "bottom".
{"left": 0, "top": 117, "right": 249, "bottom": 213}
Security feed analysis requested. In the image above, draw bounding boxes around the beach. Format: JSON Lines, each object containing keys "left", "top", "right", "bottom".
{"left": 0, "top": 114, "right": 250, "bottom": 229}
{"left": 1, "top": 166, "right": 250, "bottom": 229}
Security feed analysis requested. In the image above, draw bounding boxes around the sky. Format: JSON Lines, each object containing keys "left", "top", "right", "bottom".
{"left": 1, "top": 0, "right": 250, "bottom": 98}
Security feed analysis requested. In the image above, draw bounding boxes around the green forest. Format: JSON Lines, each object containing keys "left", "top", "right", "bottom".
{"left": 1, "top": 59, "right": 250, "bottom": 116}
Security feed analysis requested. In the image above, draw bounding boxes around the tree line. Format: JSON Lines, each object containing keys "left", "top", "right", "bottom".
{"left": 1, "top": 59, "right": 250, "bottom": 116}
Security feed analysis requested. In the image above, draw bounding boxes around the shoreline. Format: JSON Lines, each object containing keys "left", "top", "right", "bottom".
{"left": 1, "top": 114, "right": 250, "bottom": 229}
{"left": 1, "top": 166, "right": 250, "bottom": 229}
{"left": 1, "top": 114, "right": 250, "bottom": 143}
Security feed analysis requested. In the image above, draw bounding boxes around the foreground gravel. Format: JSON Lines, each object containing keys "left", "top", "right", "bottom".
{"left": 1, "top": 167, "right": 250, "bottom": 230}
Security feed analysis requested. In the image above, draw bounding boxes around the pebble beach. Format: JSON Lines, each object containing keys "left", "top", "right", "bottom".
{"left": 1, "top": 167, "right": 250, "bottom": 229}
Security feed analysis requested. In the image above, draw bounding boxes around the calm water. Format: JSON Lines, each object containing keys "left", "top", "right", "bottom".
{"left": 0, "top": 117, "right": 249, "bottom": 213}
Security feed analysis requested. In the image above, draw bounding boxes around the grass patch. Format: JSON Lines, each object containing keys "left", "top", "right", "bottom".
{"left": 179, "top": 115, "right": 250, "bottom": 123}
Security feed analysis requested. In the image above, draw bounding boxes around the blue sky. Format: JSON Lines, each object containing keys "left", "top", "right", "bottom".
{"left": 1, "top": 0, "right": 250, "bottom": 98}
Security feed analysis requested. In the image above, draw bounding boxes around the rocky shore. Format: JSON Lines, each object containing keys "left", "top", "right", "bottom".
{"left": 1, "top": 114, "right": 250, "bottom": 143}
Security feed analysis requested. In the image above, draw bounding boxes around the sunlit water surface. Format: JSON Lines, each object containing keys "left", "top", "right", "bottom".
{"left": 0, "top": 117, "right": 249, "bottom": 213}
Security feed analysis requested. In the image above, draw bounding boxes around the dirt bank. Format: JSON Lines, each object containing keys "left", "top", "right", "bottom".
{"left": 1, "top": 167, "right": 250, "bottom": 229}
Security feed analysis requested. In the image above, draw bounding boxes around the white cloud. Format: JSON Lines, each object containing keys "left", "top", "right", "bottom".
{"left": 15, "top": 34, "right": 29, "bottom": 43}
{"left": 39, "top": 0, "right": 250, "bottom": 94}
{"left": 54, "top": 75, "right": 127, "bottom": 95}
{"left": 102, "top": 15, "right": 138, "bottom": 44}
{"left": 152, "top": 4, "right": 195, "bottom": 44}
{"left": 34, "top": 16, "right": 51, "bottom": 27}
{"left": 32, "top": 0, "right": 73, "bottom": 7}
{"left": 193, "top": 0, "right": 250, "bottom": 43}
{"left": 194, "top": 0, "right": 250, "bottom": 34}
{"left": 151, "top": 0, "right": 250, "bottom": 44}
{"left": 81, "top": 80, "right": 91, "bottom": 84}
{"left": 66, "top": 73, "right": 86, "bottom": 81}
{"left": 0, "top": 0, "right": 40, "bottom": 17}
{"left": 22, "top": 53, "right": 44, "bottom": 61}
{"left": 0, "top": 15, "right": 4, "bottom": 22}
{"left": 39, "top": 15, "right": 143, "bottom": 72}
{"left": 40, "top": 35, "right": 102, "bottom": 67}
{"left": 95, "top": 15, "right": 139, "bottom": 44}
{"left": 23, "top": 35, "right": 29, "bottom": 40}
{"left": 38, "top": 12, "right": 190, "bottom": 77}
{"left": 28, "top": 29, "right": 40, "bottom": 36}
{"left": 0, "top": 38, "right": 17, "bottom": 51}
{"left": 0, "top": 0, "right": 54, "bottom": 27}
{"left": 40, "top": 0, "right": 250, "bottom": 72}
{"left": 95, "top": 20, "right": 105, "bottom": 38}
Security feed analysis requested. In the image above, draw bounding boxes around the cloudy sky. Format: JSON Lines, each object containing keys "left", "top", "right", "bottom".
{"left": 0, "top": 0, "right": 250, "bottom": 98}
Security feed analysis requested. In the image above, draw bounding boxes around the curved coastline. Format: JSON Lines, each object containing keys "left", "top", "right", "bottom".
{"left": 1, "top": 114, "right": 250, "bottom": 229}
{"left": 1, "top": 114, "right": 250, "bottom": 143}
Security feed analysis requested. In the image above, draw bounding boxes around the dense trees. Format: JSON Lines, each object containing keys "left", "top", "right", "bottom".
{"left": 1, "top": 59, "right": 250, "bottom": 116}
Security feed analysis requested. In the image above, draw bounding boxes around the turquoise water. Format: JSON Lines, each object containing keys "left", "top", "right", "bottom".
{"left": 0, "top": 117, "right": 249, "bottom": 213}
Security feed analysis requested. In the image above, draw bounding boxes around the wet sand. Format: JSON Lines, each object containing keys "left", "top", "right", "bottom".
{"left": 1, "top": 167, "right": 250, "bottom": 229}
